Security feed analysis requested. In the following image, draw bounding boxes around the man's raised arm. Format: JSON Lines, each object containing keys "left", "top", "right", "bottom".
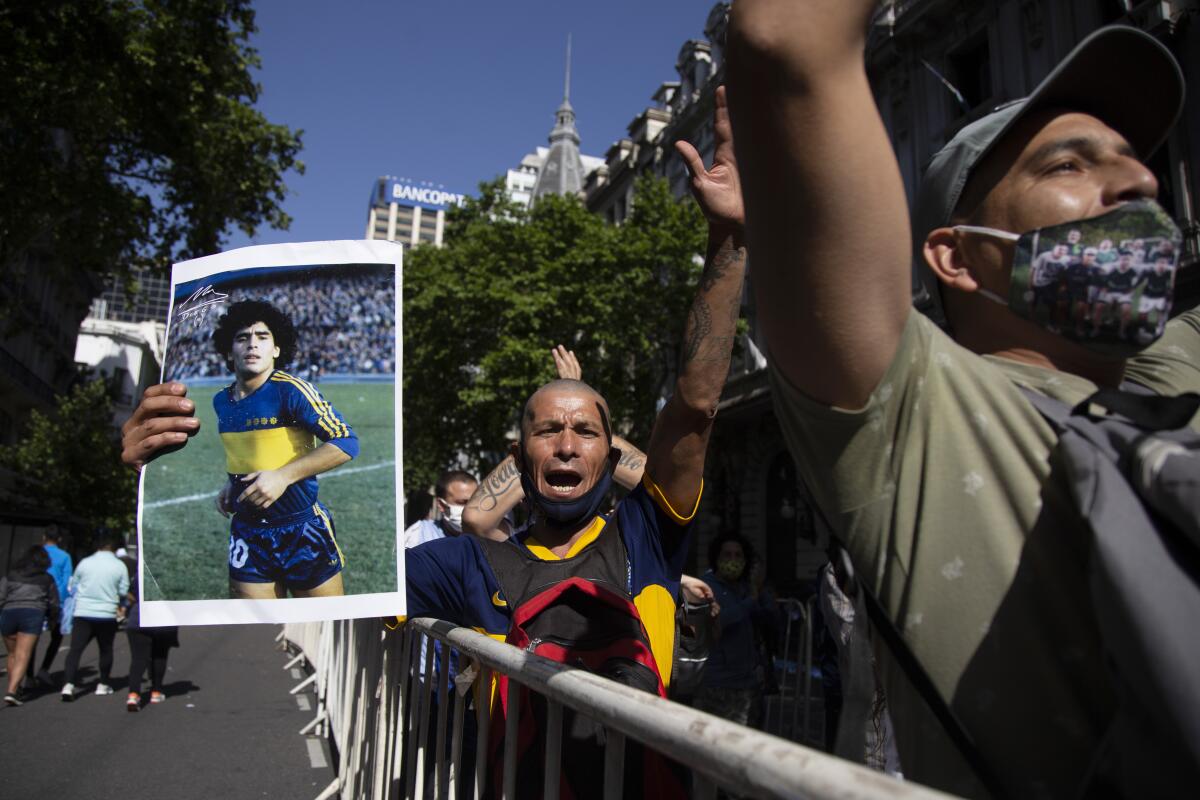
{"left": 727, "top": 0, "right": 912, "bottom": 408}
{"left": 644, "top": 86, "right": 747, "bottom": 512}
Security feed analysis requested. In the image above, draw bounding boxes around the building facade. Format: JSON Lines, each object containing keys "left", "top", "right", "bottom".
{"left": 74, "top": 318, "right": 165, "bottom": 428}
{"left": 585, "top": 0, "right": 1200, "bottom": 593}
{"left": 365, "top": 176, "right": 467, "bottom": 250}
{"left": 90, "top": 267, "right": 172, "bottom": 325}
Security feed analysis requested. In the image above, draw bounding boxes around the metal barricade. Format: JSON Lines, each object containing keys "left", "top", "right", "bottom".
{"left": 282, "top": 617, "right": 958, "bottom": 800}
{"left": 764, "top": 596, "right": 821, "bottom": 746}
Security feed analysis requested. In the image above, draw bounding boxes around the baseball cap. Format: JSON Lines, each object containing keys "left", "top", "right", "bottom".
{"left": 912, "top": 25, "right": 1186, "bottom": 321}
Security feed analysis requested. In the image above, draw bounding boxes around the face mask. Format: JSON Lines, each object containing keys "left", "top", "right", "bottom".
{"left": 519, "top": 463, "right": 614, "bottom": 531}
{"left": 717, "top": 557, "right": 745, "bottom": 582}
{"left": 953, "top": 200, "right": 1182, "bottom": 357}
{"left": 440, "top": 503, "right": 465, "bottom": 534}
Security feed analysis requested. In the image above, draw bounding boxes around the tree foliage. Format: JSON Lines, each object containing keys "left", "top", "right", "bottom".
{"left": 403, "top": 176, "right": 708, "bottom": 493}
{"left": 0, "top": 379, "right": 137, "bottom": 538}
{"left": 0, "top": 0, "right": 303, "bottom": 314}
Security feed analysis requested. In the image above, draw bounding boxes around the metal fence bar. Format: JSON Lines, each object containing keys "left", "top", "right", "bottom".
{"left": 502, "top": 677, "right": 520, "bottom": 800}
{"left": 474, "top": 664, "right": 491, "bottom": 800}
{"left": 435, "top": 648, "right": 451, "bottom": 799}
{"left": 447, "top": 671, "right": 466, "bottom": 800}
{"left": 602, "top": 728, "right": 626, "bottom": 800}
{"left": 281, "top": 618, "right": 961, "bottom": 800}
{"left": 415, "top": 638, "right": 437, "bottom": 800}
{"left": 542, "top": 699, "right": 563, "bottom": 800}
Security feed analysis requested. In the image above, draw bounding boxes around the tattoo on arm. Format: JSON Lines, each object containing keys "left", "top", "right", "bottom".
{"left": 617, "top": 449, "right": 645, "bottom": 472}
{"left": 681, "top": 238, "right": 746, "bottom": 369}
{"left": 470, "top": 458, "right": 520, "bottom": 512}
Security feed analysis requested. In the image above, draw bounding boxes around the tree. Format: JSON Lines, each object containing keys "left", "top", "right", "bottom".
{"left": 0, "top": 0, "right": 303, "bottom": 318}
{"left": 402, "top": 176, "right": 711, "bottom": 494}
{"left": 0, "top": 379, "right": 137, "bottom": 541}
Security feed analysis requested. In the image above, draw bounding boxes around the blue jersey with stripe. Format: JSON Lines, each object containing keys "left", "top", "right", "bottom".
{"left": 213, "top": 370, "right": 359, "bottom": 521}
{"left": 404, "top": 476, "right": 697, "bottom": 684}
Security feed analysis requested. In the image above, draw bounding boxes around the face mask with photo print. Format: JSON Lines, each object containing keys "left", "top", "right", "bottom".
{"left": 955, "top": 200, "right": 1183, "bottom": 358}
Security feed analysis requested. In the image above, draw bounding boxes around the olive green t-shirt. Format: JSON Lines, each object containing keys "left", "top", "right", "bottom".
{"left": 770, "top": 308, "right": 1200, "bottom": 799}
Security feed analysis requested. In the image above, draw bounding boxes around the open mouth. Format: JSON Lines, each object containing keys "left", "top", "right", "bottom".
{"left": 544, "top": 469, "right": 582, "bottom": 496}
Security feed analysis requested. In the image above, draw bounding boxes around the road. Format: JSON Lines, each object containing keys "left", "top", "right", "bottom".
{"left": 0, "top": 623, "right": 335, "bottom": 799}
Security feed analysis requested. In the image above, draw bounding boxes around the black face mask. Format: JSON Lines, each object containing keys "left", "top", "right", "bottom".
{"left": 519, "top": 457, "right": 615, "bottom": 530}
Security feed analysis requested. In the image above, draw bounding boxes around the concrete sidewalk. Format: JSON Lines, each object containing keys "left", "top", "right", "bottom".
{"left": 0, "top": 624, "right": 334, "bottom": 799}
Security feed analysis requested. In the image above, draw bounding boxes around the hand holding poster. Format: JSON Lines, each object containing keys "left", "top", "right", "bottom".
{"left": 137, "top": 241, "right": 404, "bottom": 625}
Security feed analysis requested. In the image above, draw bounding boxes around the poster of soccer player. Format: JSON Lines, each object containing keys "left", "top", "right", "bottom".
{"left": 137, "top": 240, "right": 404, "bottom": 625}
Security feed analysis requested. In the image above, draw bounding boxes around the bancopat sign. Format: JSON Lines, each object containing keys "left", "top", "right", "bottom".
{"left": 384, "top": 179, "right": 466, "bottom": 211}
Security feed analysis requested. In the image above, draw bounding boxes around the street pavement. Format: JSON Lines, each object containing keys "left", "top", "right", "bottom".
{"left": 0, "top": 623, "right": 335, "bottom": 799}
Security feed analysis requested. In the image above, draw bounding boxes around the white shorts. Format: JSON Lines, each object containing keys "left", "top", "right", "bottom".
{"left": 1107, "top": 292, "right": 1133, "bottom": 306}
{"left": 1139, "top": 296, "right": 1167, "bottom": 314}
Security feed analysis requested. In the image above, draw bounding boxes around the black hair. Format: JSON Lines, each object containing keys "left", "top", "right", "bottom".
{"left": 212, "top": 300, "right": 298, "bottom": 372}
{"left": 93, "top": 527, "right": 124, "bottom": 552}
{"left": 43, "top": 528, "right": 61, "bottom": 544}
{"left": 435, "top": 469, "right": 477, "bottom": 499}
{"left": 13, "top": 545, "right": 51, "bottom": 574}
{"left": 707, "top": 531, "right": 756, "bottom": 572}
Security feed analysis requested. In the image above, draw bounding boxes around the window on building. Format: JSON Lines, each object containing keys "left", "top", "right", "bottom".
{"left": 948, "top": 33, "right": 993, "bottom": 114}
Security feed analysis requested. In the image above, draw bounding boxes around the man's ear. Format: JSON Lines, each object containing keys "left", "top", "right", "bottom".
{"left": 924, "top": 227, "right": 980, "bottom": 293}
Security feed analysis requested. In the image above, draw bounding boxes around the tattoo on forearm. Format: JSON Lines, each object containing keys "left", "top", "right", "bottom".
{"left": 617, "top": 449, "right": 645, "bottom": 472}
{"left": 682, "top": 238, "right": 745, "bottom": 369}
{"left": 471, "top": 458, "right": 520, "bottom": 512}
{"left": 681, "top": 299, "right": 713, "bottom": 366}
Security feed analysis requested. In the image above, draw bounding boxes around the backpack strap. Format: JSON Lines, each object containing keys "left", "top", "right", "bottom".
{"left": 850, "top": 550, "right": 1008, "bottom": 799}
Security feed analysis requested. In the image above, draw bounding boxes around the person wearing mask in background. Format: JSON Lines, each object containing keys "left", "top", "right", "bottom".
{"left": 1, "top": 546, "right": 61, "bottom": 705}
{"left": 694, "top": 532, "right": 775, "bottom": 730}
{"left": 61, "top": 530, "right": 129, "bottom": 701}
{"left": 403, "top": 469, "right": 479, "bottom": 548}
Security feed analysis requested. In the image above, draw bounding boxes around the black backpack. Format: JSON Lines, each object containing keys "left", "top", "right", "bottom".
{"left": 476, "top": 519, "right": 686, "bottom": 800}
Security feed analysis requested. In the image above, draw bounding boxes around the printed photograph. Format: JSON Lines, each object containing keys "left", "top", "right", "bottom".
{"left": 1008, "top": 203, "right": 1182, "bottom": 345}
{"left": 137, "top": 241, "right": 403, "bottom": 625}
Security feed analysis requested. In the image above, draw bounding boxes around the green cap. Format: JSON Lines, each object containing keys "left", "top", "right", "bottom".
{"left": 912, "top": 25, "right": 1185, "bottom": 322}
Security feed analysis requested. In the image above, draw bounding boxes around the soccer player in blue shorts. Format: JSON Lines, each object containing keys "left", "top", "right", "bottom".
{"left": 211, "top": 300, "right": 359, "bottom": 599}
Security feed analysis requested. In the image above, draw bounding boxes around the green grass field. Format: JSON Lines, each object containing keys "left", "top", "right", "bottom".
{"left": 139, "top": 382, "right": 397, "bottom": 601}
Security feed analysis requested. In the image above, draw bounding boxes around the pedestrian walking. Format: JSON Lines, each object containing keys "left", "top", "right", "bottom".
{"left": 61, "top": 530, "right": 129, "bottom": 701}
{"left": 122, "top": 549, "right": 179, "bottom": 711}
{"left": 1, "top": 546, "right": 61, "bottom": 705}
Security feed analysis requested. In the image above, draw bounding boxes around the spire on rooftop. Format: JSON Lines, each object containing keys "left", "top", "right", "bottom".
{"left": 532, "top": 34, "right": 586, "bottom": 201}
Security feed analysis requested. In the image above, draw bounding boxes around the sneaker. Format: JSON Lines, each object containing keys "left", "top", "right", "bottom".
{"left": 4, "top": 693, "right": 22, "bottom": 706}
{"left": 61, "top": 682, "right": 76, "bottom": 702}
{"left": 94, "top": 683, "right": 114, "bottom": 696}
{"left": 149, "top": 691, "right": 166, "bottom": 704}
{"left": 126, "top": 692, "right": 141, "bottom": 712}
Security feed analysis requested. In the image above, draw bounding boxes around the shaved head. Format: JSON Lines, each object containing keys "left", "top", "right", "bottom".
{"left": 520, "top": 380, "right": 611, "bottom": 442}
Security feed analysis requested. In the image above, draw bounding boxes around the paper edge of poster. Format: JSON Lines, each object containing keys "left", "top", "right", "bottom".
{"left": 138, "top": 239, "right": 405, "bottom": 622}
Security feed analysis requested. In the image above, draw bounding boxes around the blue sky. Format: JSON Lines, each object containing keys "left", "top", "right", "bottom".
{"left": 225, "top": 1, "right": 721, "bottom": 249}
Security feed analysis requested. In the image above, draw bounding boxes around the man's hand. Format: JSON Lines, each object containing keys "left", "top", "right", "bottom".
{"left": 237, "top": 469, "right": 292, "bottom": 510}
{"left": 215, "top": 480, "right": 236, "bottom": 518}
{"left": 643, "top": 87, "right": 749, "bottom": 515}
{"left": 552, "top": 344, "right": 582, "bottom": 380}
{"left": 121, "top": 383, "right": 200, "bottom": 472}
{"left": 675, "top": 86, "right": 744, "bottom": 231}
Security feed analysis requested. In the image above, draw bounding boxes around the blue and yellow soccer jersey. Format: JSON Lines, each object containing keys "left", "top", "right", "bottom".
{"left": 404, "top": 474, "right": 700, "bottom": 684}
{"left": 213, "top": 370, "right": 359, "bottom": 521}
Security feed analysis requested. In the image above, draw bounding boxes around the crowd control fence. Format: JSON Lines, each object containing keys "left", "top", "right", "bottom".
{"left": 281, "top": 617, "right": 959, "bottom": 800}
